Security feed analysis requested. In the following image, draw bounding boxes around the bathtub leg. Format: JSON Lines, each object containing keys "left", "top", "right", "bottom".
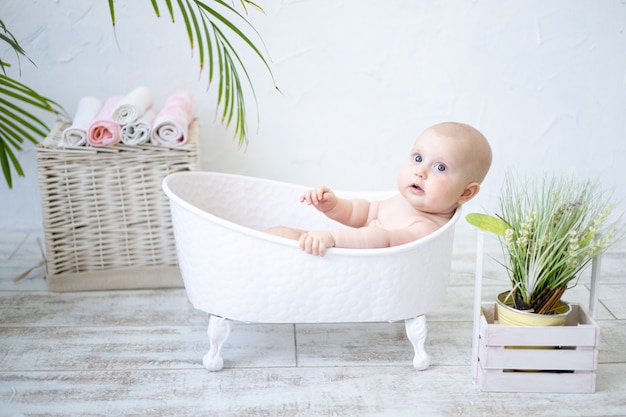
{"left": 203, "top": 315, "right": 231, "bottom": 371}
{"left": 405, "top": 315, "right": 430, "bottom": 371}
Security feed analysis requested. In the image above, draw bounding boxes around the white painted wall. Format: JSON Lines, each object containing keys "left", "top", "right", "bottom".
{"left": 2, "top": 0, "right": 625, "bottom": 232}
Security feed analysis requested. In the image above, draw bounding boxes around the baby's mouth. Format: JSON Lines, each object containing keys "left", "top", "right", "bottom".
{"left": 411, "top": 184, "right": 424, "bottom": 193}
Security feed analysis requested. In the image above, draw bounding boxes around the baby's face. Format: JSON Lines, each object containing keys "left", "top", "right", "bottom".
{"left": 397, "top": 128, "right": 475, "bottom": 215}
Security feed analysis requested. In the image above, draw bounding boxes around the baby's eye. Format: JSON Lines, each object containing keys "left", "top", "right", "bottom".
{"left": 434, "top": 163, "right": 447, "bottom": 172}
{"left": 413, "top": 154, "right": 422, "bottom": 163}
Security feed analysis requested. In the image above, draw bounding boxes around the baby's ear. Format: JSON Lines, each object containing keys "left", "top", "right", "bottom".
{"left": 458, "top": 182, "right": 480, "bottom": 204}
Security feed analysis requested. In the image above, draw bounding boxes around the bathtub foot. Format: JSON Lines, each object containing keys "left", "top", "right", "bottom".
{"left": 203, "top": 315, "right": 231, "bottom": 371}
{"left": 405, "top": 315, "right": 429, "bottom": 370}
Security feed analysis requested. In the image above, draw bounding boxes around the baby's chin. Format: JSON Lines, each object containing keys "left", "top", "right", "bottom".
{"left": 410, "top": 197, "right": 459, "bottom": 216}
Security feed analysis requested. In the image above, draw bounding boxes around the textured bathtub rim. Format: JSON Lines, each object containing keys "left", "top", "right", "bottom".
{"left": 162, "top": 170, "right": 462, "bottom": 258}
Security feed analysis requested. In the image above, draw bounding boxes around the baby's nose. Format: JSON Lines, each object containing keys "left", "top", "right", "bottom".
{"left": 415, "top": 166, "right": 427, "bottom": 178}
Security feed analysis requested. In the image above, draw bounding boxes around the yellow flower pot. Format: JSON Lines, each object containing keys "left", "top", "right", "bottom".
{"left": 496, "top": 291, "right": 571, "bottom": 327}
{"left": 496, "top": 291, "right": 573, "bottom": 362}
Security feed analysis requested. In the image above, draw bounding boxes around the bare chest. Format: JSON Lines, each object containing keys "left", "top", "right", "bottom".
{"left": 370, "top": 198, "right": 424, "bottom": 229}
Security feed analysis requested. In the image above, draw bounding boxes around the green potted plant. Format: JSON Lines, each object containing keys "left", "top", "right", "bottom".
{"left": 467, "top": 172, "right": 621, "bottom": 326}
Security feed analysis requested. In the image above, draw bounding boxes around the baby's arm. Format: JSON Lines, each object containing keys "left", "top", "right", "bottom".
{"left": 301, "top": 186, "right": 374, "bottom": 227}
{"left": 330, "top": 224, "right": 436, "bottom": 249}
{"left": 299, "top": 221, "right": 441, "bottom": 256}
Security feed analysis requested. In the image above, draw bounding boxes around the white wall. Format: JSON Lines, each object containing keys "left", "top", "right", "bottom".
{"left": 2, "top": 0, "right": 625, "bottom": 231}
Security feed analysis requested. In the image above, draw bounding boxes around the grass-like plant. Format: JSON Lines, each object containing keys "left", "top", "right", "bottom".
{"left": 1, "top": 0, "right": 275, "bottom": 189}
{"left": 467, "top": 173, "right": 621, "bottom": 314}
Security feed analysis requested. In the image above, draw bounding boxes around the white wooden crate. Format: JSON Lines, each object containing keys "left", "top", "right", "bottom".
{"left": 471, "top": 232, "right": 603, "bottom": 393}
{"left": 475, "top": 302, "right": 599, "bottom": 393}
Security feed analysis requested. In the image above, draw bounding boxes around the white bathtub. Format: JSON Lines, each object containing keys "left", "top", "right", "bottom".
{"left": 163, "top": 171, "right": 460, "bottom": 371}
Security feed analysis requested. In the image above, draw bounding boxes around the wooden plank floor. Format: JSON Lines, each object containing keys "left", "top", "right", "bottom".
{"left": 1, "top": 223, "right": 625, "bottom": 416}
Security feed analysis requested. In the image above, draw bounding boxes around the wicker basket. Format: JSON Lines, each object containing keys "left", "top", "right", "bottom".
{"left": 37, "top": 120, "right": 199, "bottom": 291}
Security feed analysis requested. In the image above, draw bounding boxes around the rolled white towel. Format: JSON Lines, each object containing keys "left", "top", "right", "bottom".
{"left": 150, "top": 90, "right": 196, "bottom": 146}
{"left": 121, "top": 108, "right": 157, "bottom": 145}
{"left": 111, "top": 86, "right": 154, "bottom": 126}
{"left": 59, "top": 96, "right": 102, "bottom": 147}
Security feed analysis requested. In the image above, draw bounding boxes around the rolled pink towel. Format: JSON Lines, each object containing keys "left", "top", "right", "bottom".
{"left": 87, "top": 96, "right": 123, "bottom": 147}
{"left": 150, "top": 90, "right": 196, "bottom": 146}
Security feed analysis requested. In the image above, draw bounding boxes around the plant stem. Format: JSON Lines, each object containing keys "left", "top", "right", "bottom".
{"left": 535, "top": 285, "right": 567, "bottom": 315}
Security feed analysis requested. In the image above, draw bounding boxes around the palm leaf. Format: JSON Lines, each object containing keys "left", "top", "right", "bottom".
{"left": 107, "top": 1, "right": 275, "bottom": 145}
{"left": 107, "top": 0, "right": 116, "bottom": 26}
{"left": 0, "top": 113, "right": 33, "bottom": 147}
{"left": 0, "top": 97, "right": 50, "bottom": 138}
{"left": 0, "top": 117, "right": 25, "bottom": 150}
{"left": 165, "top": 0, "right": 175, "bottom": 22}
{"left": 0, "top": 19, "right": 36, "bottom": 74}
{"left": 240, "top": 0, "right": 265, "bottom": 14}
{"left": 212, "top": 22, "right": 226, "bottom": 108}
{"left": 176, "top": 0, "right": 195, "bottom": 50}
{"left": 0, "top": 74, "right": 64, "bottom": 188}
{"left": 0, "top": 139, "right": 17, "bottom": 188}
{"left": 198, "top": 0, "right": 274, "bottom": 80}
{"left": 0, "top": 76, "right": 64, "bottom": 120}
{"left": 198, "top": 12, "right": 215, "bottom": 85}
{"left": 185, "top": 0, "right": 205, "bottom": 72}
{"left": 224, "top": 54, "right": 236, "bottom": 126}
{"left": 168, "top": 0, "right": 278, "bottom": 145}
{"left": 150, "top": 0, "right": 161, "bottom": 17}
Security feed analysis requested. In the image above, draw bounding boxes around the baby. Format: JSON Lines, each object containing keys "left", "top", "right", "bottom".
{"left": 266, "top": 122, "right": 492, "bottom": 255}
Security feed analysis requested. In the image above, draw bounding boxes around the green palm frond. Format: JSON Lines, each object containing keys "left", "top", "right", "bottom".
{"left": 0, "top": 1, "right": 274, "bottom": 188}
{"left": 0, "top": 74, "right": 64, "bottom": 188}
{"left": 0, "top": 19, "right": 36, "bottom": 75}
{"left": 109, "top": 0, "right": 277, "bottom": 146}
{"left": 0, "top": 21, "right": 65, "bottom": 189}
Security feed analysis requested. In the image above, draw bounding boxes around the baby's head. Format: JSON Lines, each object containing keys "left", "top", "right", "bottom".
{"left": 398, "top": 122, "right": 492, "bottom": 216}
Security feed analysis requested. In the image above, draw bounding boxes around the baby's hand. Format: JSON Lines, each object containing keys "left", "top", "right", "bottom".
{"left": 300, "top": 186, "right": 337, "bottom": 213}
{"left": 299, "top": 231, "right": 335, "bottom": 256}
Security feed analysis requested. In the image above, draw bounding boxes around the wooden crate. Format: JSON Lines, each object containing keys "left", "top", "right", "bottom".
{"left": 37, "top": 120, "right": 199, "bottom": 291}
{"left": 475, "top": 302, "right": 599, "bottom": 393}
{"left": 471, "top": 233, "right": 603, "bottom": 393}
